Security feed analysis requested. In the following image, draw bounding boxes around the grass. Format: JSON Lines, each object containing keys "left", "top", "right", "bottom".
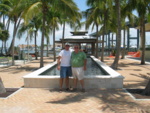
{"left": 0, "top": 57, "right": 12, "bottom": 60}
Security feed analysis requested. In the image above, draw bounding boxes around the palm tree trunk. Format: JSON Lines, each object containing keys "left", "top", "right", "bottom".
{"left": 3, "top": 15, "right": 5, "bottom": 29}
{"left": 6, "top": 18, "right": 10, "bottom": 31}
{"left": 34, "top": 31, "right": 38, "bottom": 60}
{"left": 5, "top": 19, "right": 10, "bottom": 55}
{"left": 121, "top": 28, "right": 126, "bottom": 59}
{"left": 11, "top": 21, "right": 17, "bottom": 65}
{"left": 40, "top": 10, "right": 46, "bottom": 68}
{"left": 0, "top": 77, "right": 6, "bottom": 94}
{"left": 140, "top": 18, "right": 145, "bottom": 65}
{"left": 53, "top": 27, "right": 56, "bottom": 61}
{"left": 27, "top": 34, "right": 29, "bottom": 61}
{"left": 101, "top": 11, "right": 107, "bottom": 62}
{"left": 1, "top": 42, "right": 4, "bottom": 55}
{"left": 111, "top": 33, "right": 114, "bottom": 55}
{"left": 8, "top": 17, "right": 21, "bottom": 65}
{"left": 46, "top": 37, "right": 49, "bottom": 57}
{"left": 4, "top": 41, "right": 7, "bottom": 55}
{"left": 111, "top": 0, "right": 121, "bottom": 69}
{"left": 142, "top": 79, "right": 150, "bottom": 95}
{"left": 101, "top": 31, "right": 105, "bottom": 61}
{"left": 96, "top": 23, "right": 99, "bottom": 58}
{"left": 62, "top": 22, "right": 65, "bottom": 49}
{"left": 101, "top": 23, "right": 106, "bottom": 62}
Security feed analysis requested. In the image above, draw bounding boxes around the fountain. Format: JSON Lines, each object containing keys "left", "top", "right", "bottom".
{"left": 23, "top": 56, "right": 124, "bottom": 89}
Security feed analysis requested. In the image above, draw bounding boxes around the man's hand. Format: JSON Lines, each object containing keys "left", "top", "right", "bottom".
{"left": 83, "top": 66, "right": 86, "bottom": 71}
{"left": 57, "top": 56, "right": 61, "bottom": 70}
{"left": 57, "top": 65, "right": 60, "bottom": 70}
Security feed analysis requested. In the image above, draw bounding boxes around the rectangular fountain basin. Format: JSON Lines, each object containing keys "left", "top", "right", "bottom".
{"left": 23, "top": 56, "right": 124, "bottom": 89}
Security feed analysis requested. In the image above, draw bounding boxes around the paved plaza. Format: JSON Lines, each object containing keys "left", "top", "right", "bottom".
{"left": 0, "top": 57, "right": 150, "bottom": 113}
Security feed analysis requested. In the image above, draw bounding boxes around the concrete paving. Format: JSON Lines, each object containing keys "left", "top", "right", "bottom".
{"left": 0, "top": 57, "right": 150, "bottom": 113}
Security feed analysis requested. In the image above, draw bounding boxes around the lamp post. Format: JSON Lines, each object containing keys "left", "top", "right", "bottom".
{"left": 33, "top": 27, "right": 38, "bottom": 60}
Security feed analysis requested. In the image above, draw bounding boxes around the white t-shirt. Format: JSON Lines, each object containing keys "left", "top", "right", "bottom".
{"left": 58, "top": 49, "right": 72, "bottom": 66}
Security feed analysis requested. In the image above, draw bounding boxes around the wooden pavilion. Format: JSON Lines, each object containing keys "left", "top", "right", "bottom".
{"left": 55, "top": 31, "right": 97, "bottom": 55}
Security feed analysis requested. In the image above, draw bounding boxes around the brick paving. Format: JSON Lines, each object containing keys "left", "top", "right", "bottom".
{"left": 0, "top": 57, "right": 150, "bottom": 113}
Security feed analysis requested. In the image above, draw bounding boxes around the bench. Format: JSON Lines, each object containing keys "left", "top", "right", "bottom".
{"left": 0, "top": 58, "right": 9, "bottom": 65}
{"left": 23, "top": 55, "right": 33, "bottom": 63}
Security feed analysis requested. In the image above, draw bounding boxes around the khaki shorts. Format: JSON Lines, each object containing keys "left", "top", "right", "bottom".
{"left": 72, "top": 67, "right": 84, "bottom": 80}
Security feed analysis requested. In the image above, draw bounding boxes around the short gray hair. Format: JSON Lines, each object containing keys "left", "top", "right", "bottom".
{"left": 73, "top": 44, "right": 80, "bottom": 49}
{"left": 73, "top": 44, "right": 79, "bottom": 47}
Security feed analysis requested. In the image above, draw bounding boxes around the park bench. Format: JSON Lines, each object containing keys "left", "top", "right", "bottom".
{"left": 0, "top": 58, "right": 9, "bottom": 65}
{"left": 23, "top": 55, "right": 33, "bottom": 63}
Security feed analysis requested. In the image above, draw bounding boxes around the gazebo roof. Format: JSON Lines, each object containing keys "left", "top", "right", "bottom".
{"left": 65, "top": 35, "right": 92, "bottom": 39}
{"left": 55, "top": 31, "right": 97, "bottom": 43}
{"left": 55, "top": 38, "right": 97, "bottom": 43}
{"left": 70, "top": 31, "right": 88, "bottom": 36}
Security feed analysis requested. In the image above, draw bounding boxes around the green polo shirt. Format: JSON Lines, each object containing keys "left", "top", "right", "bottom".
{"left": 71, "top": 51, "right": 87, "bottom": 67}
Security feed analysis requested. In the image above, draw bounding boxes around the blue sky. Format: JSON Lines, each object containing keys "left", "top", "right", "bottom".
{"left": 2, "top": 0, "right": 150, "bottom": 47}
{"left": 74, "top": 0, "right": 88, "bottom": 11}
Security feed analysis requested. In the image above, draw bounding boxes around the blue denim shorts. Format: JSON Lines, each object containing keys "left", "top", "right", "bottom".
{"left": 60, "top": 66, "right": 72, "bottom": 78}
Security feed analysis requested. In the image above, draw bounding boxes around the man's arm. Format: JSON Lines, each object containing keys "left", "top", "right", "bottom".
{"left": 83, "top": 59, "right": 87, "bottom": 71}
{"left": 57, "top": 56, "right": 61, "bottom": 70}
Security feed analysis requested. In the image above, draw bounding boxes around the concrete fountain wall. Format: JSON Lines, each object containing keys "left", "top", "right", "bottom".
{"left": 23, "top": 56, "right": 124, "bottom": 89}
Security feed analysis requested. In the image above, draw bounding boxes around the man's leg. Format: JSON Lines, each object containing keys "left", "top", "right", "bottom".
{"left": 73, "top": 78, "right": 78, "bottom": 89}
{"left": 59, "top": 78, "right": 64, "bottom": 90}
{"left": 65, "top": 76, "right": 69, "bottom": 89}
{"left": 80, "top": 79, "right": 85, "bottom": 92}
{"left": 79, "top": 79, "right": 84, "bottom": 89}
{"left": 59, "top": 66, "right": 65, "bottom": 91}
{"left": 65, "top": 67, "right": 72, "bottom": 90}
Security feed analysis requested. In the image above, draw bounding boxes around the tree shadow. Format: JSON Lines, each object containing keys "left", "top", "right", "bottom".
{"left": 45, "top": 89, "right": 149, "bottom": 112}
{"left": 0, "top": 65, "right": 39, "bottom": 74}
{"left": 124, "top": 72, "right": 150, "bottom": 88}
{"left": 0, "top": 58, "right": 54, "bottom": 74}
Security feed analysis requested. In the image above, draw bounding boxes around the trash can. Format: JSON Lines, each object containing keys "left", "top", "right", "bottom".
{"left": 14, "top": 55, "right": 19, "bottom": 60}
{"left": 20, "top": 51, "right": 26, "bottom": 60}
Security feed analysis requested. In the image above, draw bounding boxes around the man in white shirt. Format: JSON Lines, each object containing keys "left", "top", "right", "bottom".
{"left": 57, "top": 43, "right": 72, "bottom": 92}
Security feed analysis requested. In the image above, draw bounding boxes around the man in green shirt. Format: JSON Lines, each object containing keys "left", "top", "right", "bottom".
{"left": 71, "top": 44, "right": 87, "bottom": 92}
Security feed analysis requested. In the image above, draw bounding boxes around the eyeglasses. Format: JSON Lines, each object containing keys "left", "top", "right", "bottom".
{"left": 65, "top": 45, "right": 70, "bottom": 47}
{"left": 74, "top": 47, "right": 79, "bottom": 49}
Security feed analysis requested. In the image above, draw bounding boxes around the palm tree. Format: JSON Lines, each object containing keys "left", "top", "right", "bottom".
{"left": 0, "top": 30, "right": 9, "bottom": 55}
{"left": 0, "top": 0, "right": 11, "bottom": 54}
{"left": 18, "top": 23, "right": 35, "bottom": 61}
{"left": 126, "top": 0, "right": 150, "bottom": 65}
{"left": 61, "top": 11, "right": 82, "bottom": 48}
{"left": 83, "top": 1, "right": 103, "bottom": 58}
{"left": 126, "top": 0, "right": 150, "bottom": 95}
{"left": 85, "top": 0, "right": 114, "bottom": 59}
{"left": 23, "top": 0, "right": 81, "bottom": 67}
{"left": 0, "top": 77, "right": 6, "bottom": 94}
{"left": 99, "top": 0, "right": 113, "bottom": 62}
{"left": 120, "top": 0, "right": 138, "bottom": 59}
{"left": 61, "top": 18, "right": 82, "bottom": 48}
{"left": 31, "top": 17, "right": 42, "bottom": 60}
{"left": 23, "top": 0, "right": 54, "bottom": 67}
{"left": 0, "top": 22, "right": 9, "bottom": 55}
{"left": 1, "top": 0, "right": 29, "bottom": 65}
{"left": 111, "top": 0, "right": 121, "bottom": 69}
{"left": 0, "top": 22, "right": 5, "bottom": 55}
{"left": 48, "top": 12, "right": 61, "bottom": 61}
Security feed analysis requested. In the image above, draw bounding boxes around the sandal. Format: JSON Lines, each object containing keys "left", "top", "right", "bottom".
{"left": 66, "top": 88, "right": 70, "bottom": 91}
{"left": 81, "top": 88, "right": 85, "bottom": 93}
{"left": 71, "top": 88, "right": 77, "bottom": 92}
{"left": 59, "top": 89, "right": 62, "bottom": 93}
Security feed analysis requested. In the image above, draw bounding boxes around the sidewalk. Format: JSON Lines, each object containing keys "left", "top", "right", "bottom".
{"left": 0, "top": 57, "right": 150, "bottom": 113}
